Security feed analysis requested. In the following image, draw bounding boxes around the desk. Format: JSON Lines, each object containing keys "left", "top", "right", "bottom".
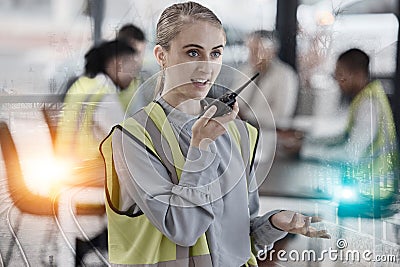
{"left": 258, "top": 156, "right": 341, "bottom": 199}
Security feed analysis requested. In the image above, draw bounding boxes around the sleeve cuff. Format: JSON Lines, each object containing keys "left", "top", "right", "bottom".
{"left": 250, "top": 210, "right": 288, "bottom": 252}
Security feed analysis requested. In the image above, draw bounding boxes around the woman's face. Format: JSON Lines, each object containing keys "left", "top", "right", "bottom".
{"left": 158, "top": 20, "right": 225, "bottom": 101}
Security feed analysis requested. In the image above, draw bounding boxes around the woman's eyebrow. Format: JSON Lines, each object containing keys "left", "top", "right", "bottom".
{"left": 182, "top": 44, "right": 203, "bottom": 49}
{"left": 212, "top": 45, "right": 224, "bottom": 50}
{"left": 182, "top": 44, "right": 224, "bottom": 50}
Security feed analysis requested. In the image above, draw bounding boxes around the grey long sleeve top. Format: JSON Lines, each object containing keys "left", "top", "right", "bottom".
{"left": 112, "top": 97, "right": 286, "bottom": 266}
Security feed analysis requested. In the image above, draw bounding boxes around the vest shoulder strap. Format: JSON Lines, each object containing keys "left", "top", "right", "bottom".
{"left": 132, "top": 108, "right": 179, "bottom": 184}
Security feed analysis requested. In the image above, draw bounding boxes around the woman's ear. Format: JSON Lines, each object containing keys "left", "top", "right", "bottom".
{"left": 154, "top": 45, "right": 166, "bottom": 68}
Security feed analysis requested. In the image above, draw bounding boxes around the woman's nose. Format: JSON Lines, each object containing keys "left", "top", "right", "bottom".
{"left": 196, "top": 60, "right": 213, "bottom": 74}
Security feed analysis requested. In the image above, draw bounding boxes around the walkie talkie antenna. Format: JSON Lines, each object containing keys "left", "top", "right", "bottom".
{"left": 232, "top": 72, "right": 260, "bottom": 95}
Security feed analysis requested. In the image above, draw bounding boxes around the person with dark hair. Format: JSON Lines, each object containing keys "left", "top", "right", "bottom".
{"left": 301, "top": 48, "right": 398, "bottom": 205}
{"left": 116, "top": 23, "right": 149, "bottom": 112}
{"left": 55, "top": 40, "right": 136, "bottom": 185}
{"left": 118, "top": 23, "right": 146, "bottom": 42}
{"left": 84, "top": 40, "right": 136, "bottom": 87}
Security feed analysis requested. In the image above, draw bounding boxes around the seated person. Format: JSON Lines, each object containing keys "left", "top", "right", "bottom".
{"left": 237, "top": 30, "right": 299, "bottom": 127}
{"left": 301, "top": 48, "right": 398, "bottom": 202}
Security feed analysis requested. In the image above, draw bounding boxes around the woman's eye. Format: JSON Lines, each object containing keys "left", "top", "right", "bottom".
{"left": 187, "top": 50, "right": 199, "bottom": 57}
{"left": 211, "top": 51, "right": 222, "bottom": 58}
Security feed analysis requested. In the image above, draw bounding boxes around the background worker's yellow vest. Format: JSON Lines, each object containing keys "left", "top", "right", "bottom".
{"left": 100, "top": 102, "right": 259, "bottom": 266}
{"left": 119, "top": 78, "right": 140, "bottom": 112}
{"left": 56, "top": 76, "right": 110, "bottom": 161}
{"left": 342, "top": 80, "right": 399, "bottom": 200}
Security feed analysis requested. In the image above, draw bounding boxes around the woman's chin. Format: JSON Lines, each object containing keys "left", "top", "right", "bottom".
{"left": 172, "top": 84, "right": 208, "bottom": 100}
{"left": 191, "top": 83, "right": 211, "bottom": 94}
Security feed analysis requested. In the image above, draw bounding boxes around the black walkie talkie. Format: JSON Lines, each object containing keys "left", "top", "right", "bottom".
{"left": 202, "top": 72, "right": 259, "bottom": 118}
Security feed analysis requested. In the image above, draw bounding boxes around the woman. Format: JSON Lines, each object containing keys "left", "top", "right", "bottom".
{"left": 100, "top": 2, "right": 329, "bottom": 266}
{"left": 56, "top": 40, "right": 136, "bottom": 186}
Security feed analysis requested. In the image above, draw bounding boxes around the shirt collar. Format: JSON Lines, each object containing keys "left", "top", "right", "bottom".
{"left": 156, "top": 95, "right": 211, "bottom": 134}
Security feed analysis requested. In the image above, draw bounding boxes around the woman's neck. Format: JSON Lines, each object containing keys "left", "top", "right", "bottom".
{"left": 162, "top": 92, "right": 202, "bottom": 115}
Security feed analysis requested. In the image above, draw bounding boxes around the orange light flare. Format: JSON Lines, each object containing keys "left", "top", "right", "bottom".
{"left": 316, "top": 11, "right": 335, "bottom": 26}
{"left": 22, "top": 157, "right": 73, "bottom": 197}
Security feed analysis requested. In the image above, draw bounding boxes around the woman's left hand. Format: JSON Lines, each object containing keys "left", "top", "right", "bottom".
{"left": 270, "top": 210, "right": 331, "bottom": 239}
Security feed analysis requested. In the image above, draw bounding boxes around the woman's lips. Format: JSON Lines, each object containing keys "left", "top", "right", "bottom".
{"left": 191, "top": 78, "right": 209, "bottom": 88}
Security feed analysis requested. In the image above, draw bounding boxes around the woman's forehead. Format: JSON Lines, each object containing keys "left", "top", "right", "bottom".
{"left": 171, "top": 21, "right": 225, "bottom": 48}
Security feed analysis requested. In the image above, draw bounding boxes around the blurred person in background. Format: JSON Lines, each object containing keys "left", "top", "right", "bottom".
{"left": 55, "top": 40, "right": 136, "bottom": 186}
{"left": 235, "top": 30, "right": 300, "bottom": 181}
{"left": 301, "top": 48, "right": 399, "bottom": 204}
{"left": 116, "top": 23, "right": 150, "bottom": 113}
{"left": 237, "top": 30, "right": 299, "bottom": 128}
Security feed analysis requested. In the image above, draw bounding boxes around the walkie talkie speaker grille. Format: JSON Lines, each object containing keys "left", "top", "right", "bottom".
{"left": 201, "top": 72, "right": 259, "bottom": 118}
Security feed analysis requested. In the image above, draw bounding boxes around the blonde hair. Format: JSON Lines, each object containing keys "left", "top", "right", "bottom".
{"left": 156, "top": 1, "right": 224, "bottom": 50}
{"left": 154, "top": 1, "right": 224, "bottom": 97}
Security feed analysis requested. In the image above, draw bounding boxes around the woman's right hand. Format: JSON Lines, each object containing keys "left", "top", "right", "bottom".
{"left": 191, "top": 102, "right": 239, "bottom": 151}
{"left": 270, "top": 211, "right": 331, "bottom": 239}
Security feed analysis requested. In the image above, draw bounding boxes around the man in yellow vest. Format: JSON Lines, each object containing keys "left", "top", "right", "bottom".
{"left": 301, "top": 48, "right": 398, "bottom": 210}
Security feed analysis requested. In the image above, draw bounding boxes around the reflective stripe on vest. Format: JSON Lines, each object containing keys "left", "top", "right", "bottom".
{"left": 343, "top": 80, "right": 399, "bottom": 199}
{"left": 100, "top": 101, "right": 259, "bottom": 266}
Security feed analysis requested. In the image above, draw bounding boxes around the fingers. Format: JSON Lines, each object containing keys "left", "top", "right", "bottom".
{"left": 317, "top": 230, "right": 331, "bottom": 239}
{"left": 286, "top": 212, "right": 331, "bottom": 239}
{"left": 305, "top": 228, "right": 331, "bottom": 239}
{"left": 231, "top": 101, "right": 239, "bottom": 116}
{"left": 305, "top": 216, "right": 311, "bottom": 236}
{"left": 201, "top": 105, "right": 217, "bottom": 120}
{"left": 191, "top": 102, "right": 238, "bottom": 150}
{"left": 227, "top": 102, "right": 239, "bottom": 119}
{"left": 302, "top": 216, "right": 331, "bottom": 239}
{"left": 288, "top": 212, "right": 298, "bottom": 229}
{"left": 287, "top": 213, "right": 312, "bottom": 236}
{"left": 213, "top": 102, "right": 239, "bottom": 125}
{"left": 311, "top": 216, "right": 322, "bottom": 223}
{"left": 198, "top": 102, "right": 238, "bottom": 132}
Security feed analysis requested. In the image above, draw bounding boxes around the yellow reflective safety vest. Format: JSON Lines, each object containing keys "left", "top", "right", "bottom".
{"left": 119, "top": 78, "right": 140, "bottom": 112}
{"left": 55, "top": 75, "right": 112, "bottom": 161}
{"left": 342, "top": 80, "right": 399, "bottom": 200}
{"left": 100, "top": 101, "right": 259, "bottom": 266}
